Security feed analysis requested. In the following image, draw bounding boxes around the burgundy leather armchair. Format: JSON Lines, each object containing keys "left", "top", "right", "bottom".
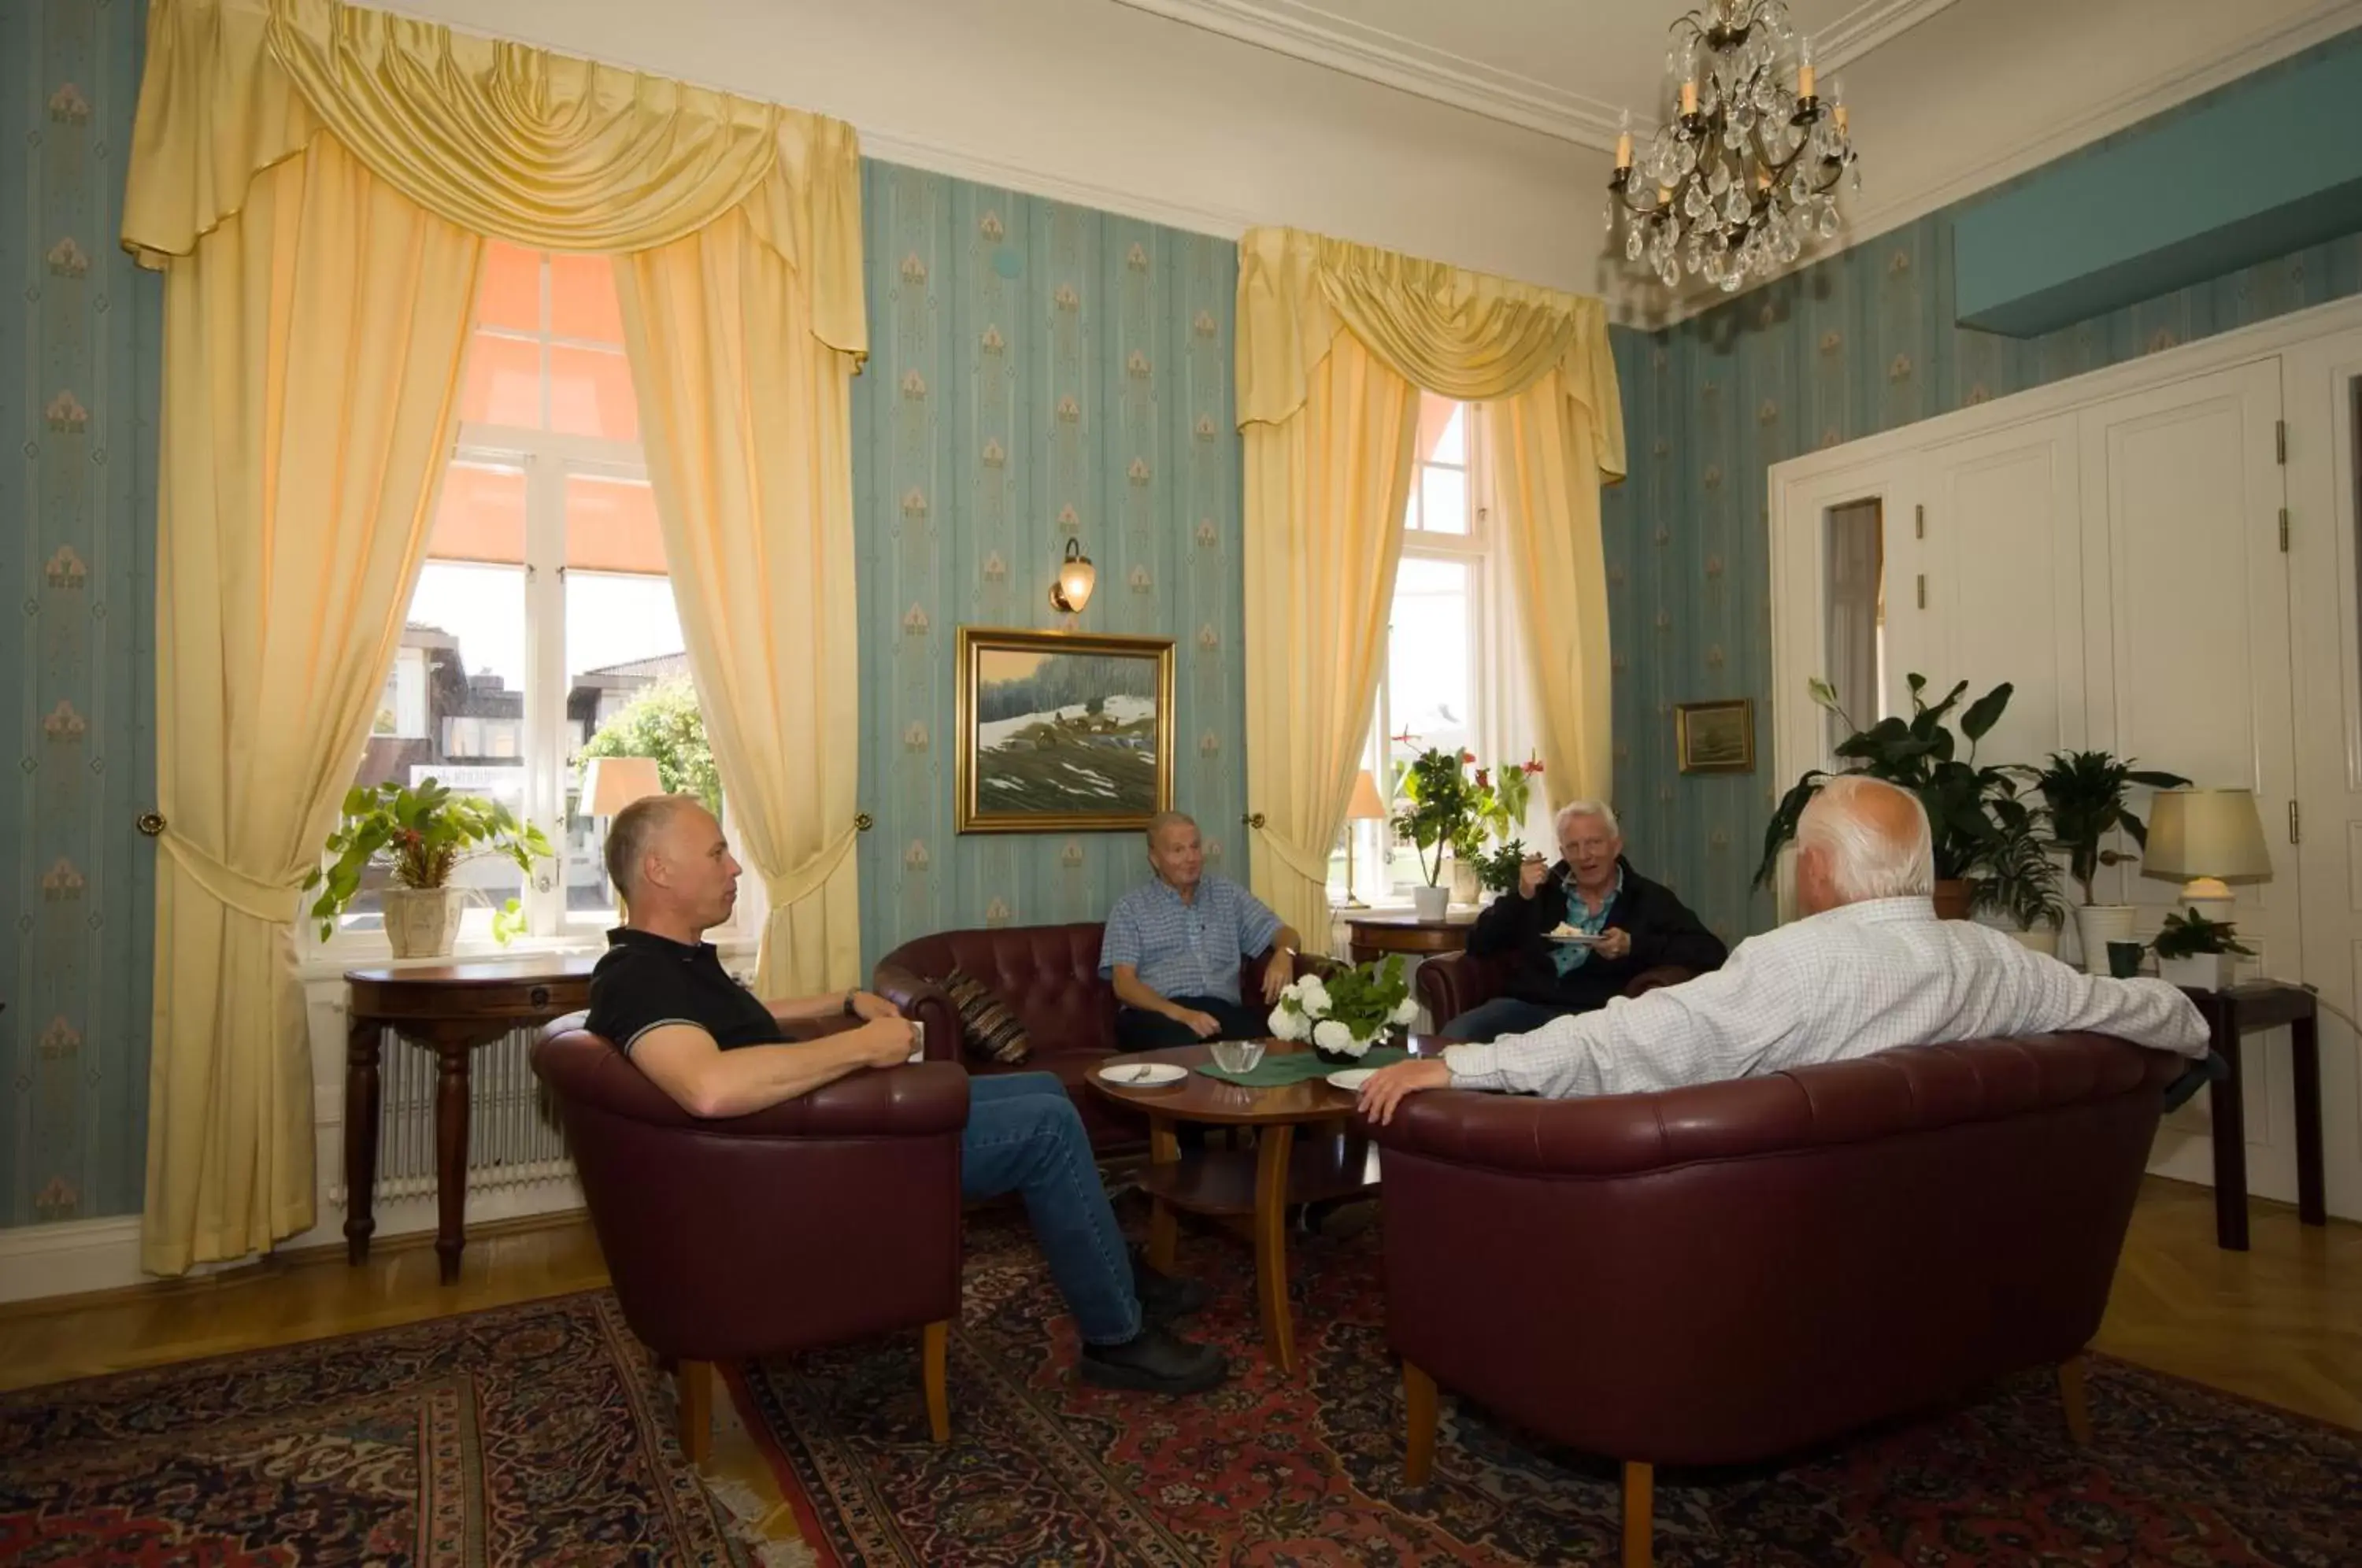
{"left": 1413, "top": 949, "right": 1693, "bottom": 1032}
{"left": 531, "top": 1015, "right": 969, "bottom": 1461}
{"left": 874, "top": 923, "right": 1327, "bottom": 1152}
{"left": 1367, "top": 1032, "right": 2181, "bottom": 1566}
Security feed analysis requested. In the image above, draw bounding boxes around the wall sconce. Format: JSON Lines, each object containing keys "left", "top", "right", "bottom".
{"left": 1050, "top": 538, "right": 1097, "bottom": 612}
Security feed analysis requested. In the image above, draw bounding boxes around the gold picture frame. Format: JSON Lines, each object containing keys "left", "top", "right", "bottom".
{"left": 954, "top": 626, "right": 1176, "bottom": 834}
{"left": 1675, "top": 698, "right": 1756, "bottom": 775}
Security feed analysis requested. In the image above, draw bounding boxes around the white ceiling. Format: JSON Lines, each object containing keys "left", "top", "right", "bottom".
{"left": 1104, "top": 0, "right": 1951, "bottom": 146}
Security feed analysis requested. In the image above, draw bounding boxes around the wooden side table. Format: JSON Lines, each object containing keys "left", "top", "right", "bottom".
{"left": 1344, "top": 909, "right": 1478, "bottom": 966}
{"left": 345, "top": 958, "right": 597, "bottom": 1282}
{"left": 2179, "top": 981, "right": 2326, "bottom": 1252}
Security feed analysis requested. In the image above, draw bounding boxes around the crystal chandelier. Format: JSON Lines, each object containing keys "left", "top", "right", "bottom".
{"left": 1606, "top": 0, "right": 1859, "bottom": 294}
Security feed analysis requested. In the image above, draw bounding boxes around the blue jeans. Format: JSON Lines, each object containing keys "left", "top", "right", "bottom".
{"left": 959, "top": 1072, "right": 1141, "bottom": 1345}
{"left": 1442, "top": 996, "right": 1581, "bottom": 1042}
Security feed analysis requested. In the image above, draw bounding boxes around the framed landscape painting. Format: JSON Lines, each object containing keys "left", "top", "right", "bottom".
{"left": 1675, "top": 698, "right": 1756, "bottom": 775}
{"left": 955, "top": 627, "right": 1175, "bottom": 833}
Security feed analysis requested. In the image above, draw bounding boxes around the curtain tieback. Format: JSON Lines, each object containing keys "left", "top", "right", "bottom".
{"left": 1253, "top": 822, "right": 1334, "bottom": 890}
{"left": 761, "top": 827, "right": 857, "bottom": 909}
{"left": 161, "top": 833, "right": 309, "bottom": 924}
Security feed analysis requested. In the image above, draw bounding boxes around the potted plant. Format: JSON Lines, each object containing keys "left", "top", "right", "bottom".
{"left": 305, "top": 778, "right": 556, "bottom": 958}
{"left": 2027, "top": 750, "right": 2190, "bottom": 976}
{"left": 1452, "top": 759, "right": 1539, "bottom": 904}
{"left": 1268, "top": 954, "right": 1418, "bottom": 1063}
{"left": 1472, "top": 838, "right": 1531, "bottom": 900}
{"left": 1755, "top": 675, "right": 2020, "bottom": 919}
{"left": 1968, "top": 802, "right": 2068, "bottom": 955}
{"left": 1393, "top": 749, "right": 1483, "bottom": 920}
{"left": 2150, "top": 909, "right": 2252, "bottom": 992}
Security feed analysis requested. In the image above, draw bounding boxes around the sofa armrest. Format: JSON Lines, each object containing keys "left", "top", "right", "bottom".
{"left": 875, "top": 961, "right": 962, "bottom": 1063}
{"left": 1414, "top": 950, "right": 1513, "bottom": 1030}
{"left": 729, "top": 1060, "right": 971, "bottom": 1138}
{"left": 1623, "top": 964, "right": 1694, "bottom": 1000}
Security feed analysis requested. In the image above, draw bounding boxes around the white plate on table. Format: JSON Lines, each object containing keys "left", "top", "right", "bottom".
{"left": 1098, "top": 1061, "right": 1188, "bottom": 1088}
{"left": 1325, "top": 1067, "right": 1379, "bottom": 1093}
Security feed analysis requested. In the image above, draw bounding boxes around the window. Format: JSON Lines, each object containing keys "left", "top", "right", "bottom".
{"left": 331, "top": 243, "right": 717, "bottom": 949}
{"left": 1330, "top": 395, "right": 1521, "bottom": 901}
{"left": 1823, "top": 497, "right": 1887, "bottom": 749}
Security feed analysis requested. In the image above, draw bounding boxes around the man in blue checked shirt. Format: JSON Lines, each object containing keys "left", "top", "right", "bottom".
{"left": 1101, "top": 812, "right": 1303, "bottom": 1049}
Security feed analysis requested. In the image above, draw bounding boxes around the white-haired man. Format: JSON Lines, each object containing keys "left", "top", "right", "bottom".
{"left": 1446, "top": 799, "right": 1727, "bottom": 1041}
{"left": 1359, "top": 775, "right": 2209, "bottom": 1122}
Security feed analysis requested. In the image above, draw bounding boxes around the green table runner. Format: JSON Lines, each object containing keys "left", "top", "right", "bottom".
{"left": 1195, "top": 1044, "right": 1410, "bottom": 1086}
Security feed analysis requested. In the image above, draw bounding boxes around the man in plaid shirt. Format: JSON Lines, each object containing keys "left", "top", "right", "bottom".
{"left": 1101, "top": 812, "right": 1302, "bottom": 1049}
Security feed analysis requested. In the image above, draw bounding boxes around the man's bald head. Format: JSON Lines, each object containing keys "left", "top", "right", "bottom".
{"left": 1795, "top": 775, "right": 1934, "bottom": 916}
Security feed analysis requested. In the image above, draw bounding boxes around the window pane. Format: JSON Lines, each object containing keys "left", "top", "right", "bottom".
{"left": 550, "top": 253, "right": 624, "bottom": 344}
{"left": 344, "top": 561, "right": 529, "bottom": 935}
{"left": 428, "top": 461, "right": 527, "bottom": 565}
{"left": 478, "top": 242, "right": 541, "bottom": 334}
{"left": 461, "top": 333, "right": 543, "bottom": 429}
{"left": 1420, "top": 394, "right": 1465, "bottom": 465}
{"left": 565, "top": 478, "right": 708, "bottom": 918}
{"left": 550, "top": 345, "right": 638, "bottom": 440}
{"left": 1386, "top": 556, "right": 1472, "bottom": 774}
{"left": 1421, "top": 464, "right": 1469, "bottom": 535}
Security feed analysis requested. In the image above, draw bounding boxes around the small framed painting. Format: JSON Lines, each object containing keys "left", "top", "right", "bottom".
{"left": 955, "top": 626, "right": 1175, "bottom": 833}
{"left": 1675, "top": 698, "right": 1756, "bottom": 775}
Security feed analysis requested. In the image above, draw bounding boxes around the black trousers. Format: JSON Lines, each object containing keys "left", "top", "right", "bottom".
{"left": 1114, "top": 995, "right": 1269, "bottom": 1050}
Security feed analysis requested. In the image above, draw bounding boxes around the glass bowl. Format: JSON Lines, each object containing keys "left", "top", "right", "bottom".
{"left": 1209, "top": 1038, "right": 1267, "bottom": 1074}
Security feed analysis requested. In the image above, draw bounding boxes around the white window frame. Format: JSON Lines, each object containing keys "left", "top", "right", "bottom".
{"left": 307, "top": 253, "right": 748, "bottom": 968}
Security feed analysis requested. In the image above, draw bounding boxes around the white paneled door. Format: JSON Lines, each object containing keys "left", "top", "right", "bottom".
{"left": 2286, "top": 327, "right": 2362, "bottom": 1222}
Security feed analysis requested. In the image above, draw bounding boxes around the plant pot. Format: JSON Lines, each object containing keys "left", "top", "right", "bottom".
{"left": 1409, "top": 884, "right": 1449, "bottom": 921}
{"left": 382, "top": 886, "right": 466, "bottom": 959}
{"left": 2074, "top": 904, "right": 2138, "bottom": 977}
{"left": 2009, "top": 926, "right": 2060, "bottom": 957}
{"left": 2157, "top": 952, "right": 2232, "bottom": 991}
{"left": 1449, "top": 860, "right": 1480, "bottom": 907}
{"left": 1931, "top": 879, "right": 1974, "bottom": 920}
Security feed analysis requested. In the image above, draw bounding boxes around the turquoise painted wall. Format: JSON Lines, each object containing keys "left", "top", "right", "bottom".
{"left": 1605, "top": 206, "right": 2362, "bottom": 949}
{"left": 1, "top": 0, "right": 162, "bottom": 1224}
{"left": 852, "top": 163, "right": 1244, "bottom": 971}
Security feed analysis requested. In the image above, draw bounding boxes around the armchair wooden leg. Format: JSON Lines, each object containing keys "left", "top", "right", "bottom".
{"left": 923, "top": 1320, "right": 950, "bottom": 1442}
{"left": 674, "top": 1359, "right": 713, "bottom": 1467}
{"left": 2058, "top": 1353, "right": 2093, "bottom": 1445}
{"left": 1622, "top": 1460, "right": 1653, "bottom": 1568}
{"left": 1403, "top": 1359, "right": 1438, "bottom": 1486}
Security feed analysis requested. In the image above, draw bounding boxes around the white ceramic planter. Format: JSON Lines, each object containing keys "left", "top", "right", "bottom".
{"left": 1449, "top": 860, "right": 1480, "bottom": 907}
{"left": 382, "top": 886, "right": 466, "bottom": 959}
{"left": 2009, "top": 927, "right": 2060, "bottom": 958}
{"left": 2073, "top": 904, "right": 2137, "bottom": 976}
{"left": 1409, "top": 884, "right": 1450, "bottom": 921}
{"left": 2157, "top": 952, "right": 2232, "bottom": 991}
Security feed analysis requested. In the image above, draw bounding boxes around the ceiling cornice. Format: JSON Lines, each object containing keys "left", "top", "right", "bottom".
{"left": 1102, "top": 0, "right": 1960, "bottom": 150}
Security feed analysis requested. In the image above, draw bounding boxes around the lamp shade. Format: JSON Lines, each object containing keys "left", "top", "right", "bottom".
{"left": 579, "top": 756, "right": 665, "bottom": 818}
{"left": 1346, "top": 768, "right": 1387, "bottom": 821}
{"left": 2142, "top": 788, "right": 2272, "bottom": 882}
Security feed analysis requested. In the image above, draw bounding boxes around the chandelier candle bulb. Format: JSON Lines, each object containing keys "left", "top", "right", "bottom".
{"left": 1680, "top": 78, "right": 1699, "bottom": 116}
{"left": 1797, "top": 35, "right": 1814, "bottom": 101}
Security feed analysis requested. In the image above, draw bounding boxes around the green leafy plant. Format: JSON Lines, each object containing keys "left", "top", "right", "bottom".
{"left": 1391, "top": 749, "right": 1483, "bottom": 888}
{"left": 1968, "top": 805, "right": 2068, "bottom": 932}
{"left": 2026, "top": 750, "right": 2190, "bottom": 906}
{"left": 1268, "top": 955, "right": 1416, "bottom": 1058}
{"left": 2151, "top": 909, "right": 2254, "bottom": 961}
{"left": 1755, "top": 674, "right": 2021, "bottom": 889}
{"left": 1473, "top": 838, "right": 1531, "bottom": 896}
{"left": 305, "top": 778, "right": 555, "bottom": 943}
{"left": 576, "top": 677, "right": 720, "bottom": 812}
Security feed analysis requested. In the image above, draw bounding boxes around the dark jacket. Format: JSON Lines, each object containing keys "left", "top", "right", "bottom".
{"left": 1465, "top": 856, "right": 1727, "bottom": 1011}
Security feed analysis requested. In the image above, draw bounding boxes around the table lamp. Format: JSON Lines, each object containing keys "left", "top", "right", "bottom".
{"left": 1343, "top": 768, "right": 1388, "bottom": 908}
{"left": 578, "top": 756, "right": 666, "bottom": 906}
{"left": 2142, "top": 787, "right": 2271, "bottom": 920}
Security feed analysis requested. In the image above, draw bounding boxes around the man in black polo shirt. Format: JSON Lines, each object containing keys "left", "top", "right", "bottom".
{"left": 583, "top": 793, "right": 1227, "bottom": 1395}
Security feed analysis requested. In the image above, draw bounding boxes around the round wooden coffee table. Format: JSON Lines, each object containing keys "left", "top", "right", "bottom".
{"left": 1087, "top": 1038, "right": 1393, "bottom": 1374}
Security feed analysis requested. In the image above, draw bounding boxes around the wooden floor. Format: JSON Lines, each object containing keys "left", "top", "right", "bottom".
{"left": 2, "top": 1176, "right": 2355, "bottom": 1553}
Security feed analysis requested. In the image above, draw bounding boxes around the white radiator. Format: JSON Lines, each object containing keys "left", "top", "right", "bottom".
{"left": 350, "top": 1026, "right": 576, "bottom": 1204}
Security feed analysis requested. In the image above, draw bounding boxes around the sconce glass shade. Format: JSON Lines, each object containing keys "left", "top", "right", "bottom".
{"left": 1050, "top": 538, "right": 1097, "bottom": 612}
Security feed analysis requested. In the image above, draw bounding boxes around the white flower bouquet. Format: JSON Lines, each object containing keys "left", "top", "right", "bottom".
{"left": 1268, "top": 954, "right": 1418, "bottom": 1060}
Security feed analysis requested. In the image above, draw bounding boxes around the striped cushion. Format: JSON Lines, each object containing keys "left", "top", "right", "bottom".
{"left": 941, "top": 968, "right": 1032, "bottom": 1066}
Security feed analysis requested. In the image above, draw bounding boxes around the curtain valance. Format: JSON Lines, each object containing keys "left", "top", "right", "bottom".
{"left": 1235, "top": 226, "right": 1625, "bottom": 481}
{"left": 124, "top": 0, "right": 865, "bottom": 353}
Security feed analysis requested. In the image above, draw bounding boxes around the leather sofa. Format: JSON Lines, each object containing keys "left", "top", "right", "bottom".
{"left": 1413, "top": 948, "right": 1694, "bottom": 1034}
{"left": 1367, "top": 1032, "right": 2181, "bottom": 1567}
{"left": 532, "top": 1015, "right": 968, "bottom": 1460}
{"left": 875, "top": 923, "right": 1324, "bottom": 1152}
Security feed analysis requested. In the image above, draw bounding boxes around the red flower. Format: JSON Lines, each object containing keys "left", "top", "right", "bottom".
{"left": 1461, "top": 749, "right": 1476, "bottom": 764}
{"left": 1475, "top": 768, "right": 1491, "bottom": 788}
{"left": 1522, "top": 759, "right": 1545, "bottom": 775}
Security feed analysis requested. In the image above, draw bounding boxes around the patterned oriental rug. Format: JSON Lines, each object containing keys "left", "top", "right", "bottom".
{"left": 0, "top": 1292, "right": 764, "bottom": 1566}
{"left": 739, "top": 1204, "right": 2362, "bottom": 1566}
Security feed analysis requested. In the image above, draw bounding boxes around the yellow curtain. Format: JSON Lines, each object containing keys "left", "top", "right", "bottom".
{"left": 613, "top": 125, "right": 866, "bottom": 996}
{"left": 1236, "top": 228, "right": 1625, "bottom": 910}
{"left": 124, "top": 0, "right": 868, "bottom": 1270}
{"left": 1242, "top": 331, "right": 1420, "bottom": 940}
{"left": 143, "top": 136, "right": 483, "bottom": 1274}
